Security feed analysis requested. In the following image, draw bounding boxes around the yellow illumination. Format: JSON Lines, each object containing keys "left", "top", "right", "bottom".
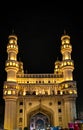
{"left": 66, "top": 39, "right": 69, "bottom": 44}
{"left": 6, "top": 63, "right": 9, "bottom": 66}
{"left": 64, "top": 62, "right": 66, "bottom": 65}
{"left": 11, "top": 45, "right": 13, "bottom": 48}
{"left": 68, "top": 62, "right": 70, "bottom": 65}
{"left": 13, "top": 91, "right": 15, "bottom": 95}
{"left": 8, "top": 90, "right": 11, "bottom": 95}
{"left": 16, "top": 64, "right": 18, "bottom": 67}
{"left": 23, "top": 90, "right": 26, "bottom": 95}
{"left": 13, "top": 62, "right": 15, "bottom": 66}
{"left": 9, "top": 40, "right": 13, "bottom": 44}
{"left": 7, "top": 78, "right": 16, "bottom": 81}
{"left": 70, "top": 62, "right": 72, "bottom": 65}
{"left": 65, "top": 56, "right": 69, "bottom": 60}
{"left": 42, "top": 89, "right": 45, "bottom": 94}
{"left": 5, "top": 85, "right": 7, "bottom": 88}
{"left": 64, "top": 45, "right": 66, "bottom": 48}
{"left": 60, "top": 91, "right": 63, "bottom": 95}
{"left": 10, "top": 62, "right": 12, "bottom": 65}
{"left": 4, "top": 91, "right": 7, "bottom": 95}
{"left": 55, "top": 66, "right": 58, "bottom": 68}
{"left": 11, "top": 56, "right": 15, "bottom": 60}
{"left": 62, "top": 41, "right": 65, "bottom": 45}
{"left": 39, "top": 91, "right": 42, "bottom": 94}
{"left": 3, "top": 33, "right": 77, "bottom": 130}
{"left": 65, "top": 84, "right": 68, "bottom": 88}
{"left": 74, "top": 90, "right": 77, "bottom": 94}
{"left": 16, "top": 86, "right": 18, "bottom": 89}
{"left": 69, "top": 91, "right": 72, "bottom": 94}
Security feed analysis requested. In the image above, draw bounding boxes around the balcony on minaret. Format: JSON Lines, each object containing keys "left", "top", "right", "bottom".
{"left": 7, "top": 43, "right": 18, "bottom": 54}
{"left": 5, "top": 60, "right": 19, "bottom": 81}
{"left": 54, "top": 59, "right": 63, "bottom": 76}
{"left": 61, "top": 81, "right": 77, "bottom": 96}
{"left": 3, "top": 81, "right": 18, "bottom": 97}
{"left": 61, "top": 31, "right": 70, "bottom": 45}
{"left": 7, "top": 34, "right": 18, "bottom": 60}
{"left": 61, "top": 36, "right": 70, "bottom": 45}
{"left": 61, "top": 60, "right": 74, "bottom": 69}
{"left": 5, "top": 60, "right": 19, "bottom": 68}
{"left": 61, "top": 44, "right": 72, "bottom": 52}
{"left": 61, "top": 32, "right": 72, "bottom": 58}
{"left": 8, "top": 34, "right": 18, "bottom": 45}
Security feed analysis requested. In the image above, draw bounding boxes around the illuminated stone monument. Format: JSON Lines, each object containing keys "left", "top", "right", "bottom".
{"left": 3, "top": 32, "right": 77, "bottom": 130}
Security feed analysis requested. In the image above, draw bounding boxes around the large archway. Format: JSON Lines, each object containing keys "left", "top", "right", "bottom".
{"left": 27, "top": 106, "right": 54, "bottom": 130}
{"left": 30, "top": 112, "right": 50, "bottom": 130}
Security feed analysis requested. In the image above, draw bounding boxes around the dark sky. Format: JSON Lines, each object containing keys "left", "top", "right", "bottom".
{"left": 0, "top": 3, "right": 83, "bottom": 111}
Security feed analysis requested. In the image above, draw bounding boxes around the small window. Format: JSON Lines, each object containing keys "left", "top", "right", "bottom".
{"left": 19, "top": 101, "right": 23, "bottom": 105}
{"left": 19, "top": 118, "right": 22, "bottom": 123}
{"left": 29, "top": 102, "right": 32, "bottom": 106}
{"left": 57, "top": 91, "right": 60, "bottom": 94}
{"left": 39, "top": 81, "right": 41, "bottom": 83}
{"left": 49, "top": 102, "right": 52, "bottom": 106}
{"left": 19, "top": 109, "right": 23, "bottom": 113}
{"left": 42, "top": 81, "right": 44, "bottom": 83}
{"left": 58, "top": 101, "right": 61, "bottom": 105}
{"left": 59, "top": 117, "right": 62, "bottom": 122}
{"left": 48, "top": 81, "right": 50, "bottom": 83}
{"left": 58, "top": 108, "right": 62, "bottom": 113}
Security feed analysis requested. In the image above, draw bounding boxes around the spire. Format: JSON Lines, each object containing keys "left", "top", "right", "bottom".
{"left": 10, "top": 28, "right": 16, "bottom": 36}
{"left": 57, "top": 57, "right": 58, "bottom": 61}
{"left": 64, "top": 29, "right": 66, "bottom": 35}
{"left": 8, "top": 28, "right": 18, "bottom": 41}
{"left": 12, "top": 29, "right": 14, "bottom": 35}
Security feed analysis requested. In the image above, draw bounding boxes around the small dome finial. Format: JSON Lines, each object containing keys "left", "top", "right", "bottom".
{"left": 64, "top": 29, "right": 66, "bottom": 35}
{"left": 12, "top": 29, "right": 15, "bottom": 34}
{"left": 57, "top": 57, "right": 58, "bottom": 61}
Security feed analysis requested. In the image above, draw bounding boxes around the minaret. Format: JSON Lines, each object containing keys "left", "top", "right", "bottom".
{"left": 17, "top": 58, "right": 24, "bottom": 74}
{"left": 61, "top": 30, "right": 74, "bottom": 81}
{"left": 60, "top": 31, "right": 77, "bottom": 128}
{"left": 5, "top": 32, "right": 19, "bottom": 81}
{"left": 3, "top": 32, "right": 19, "bottom": 130}
{"left": 54, "top": 58, "right": 63, "bottom": 83}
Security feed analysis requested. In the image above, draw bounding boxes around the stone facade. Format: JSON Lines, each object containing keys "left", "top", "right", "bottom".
{"left": 3, "top": 32, "right": 77, "bottom": 130}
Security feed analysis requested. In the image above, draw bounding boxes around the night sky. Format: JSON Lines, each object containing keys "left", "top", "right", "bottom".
{"left": 0, "top": 3, "right": 83, "bottom": 112}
